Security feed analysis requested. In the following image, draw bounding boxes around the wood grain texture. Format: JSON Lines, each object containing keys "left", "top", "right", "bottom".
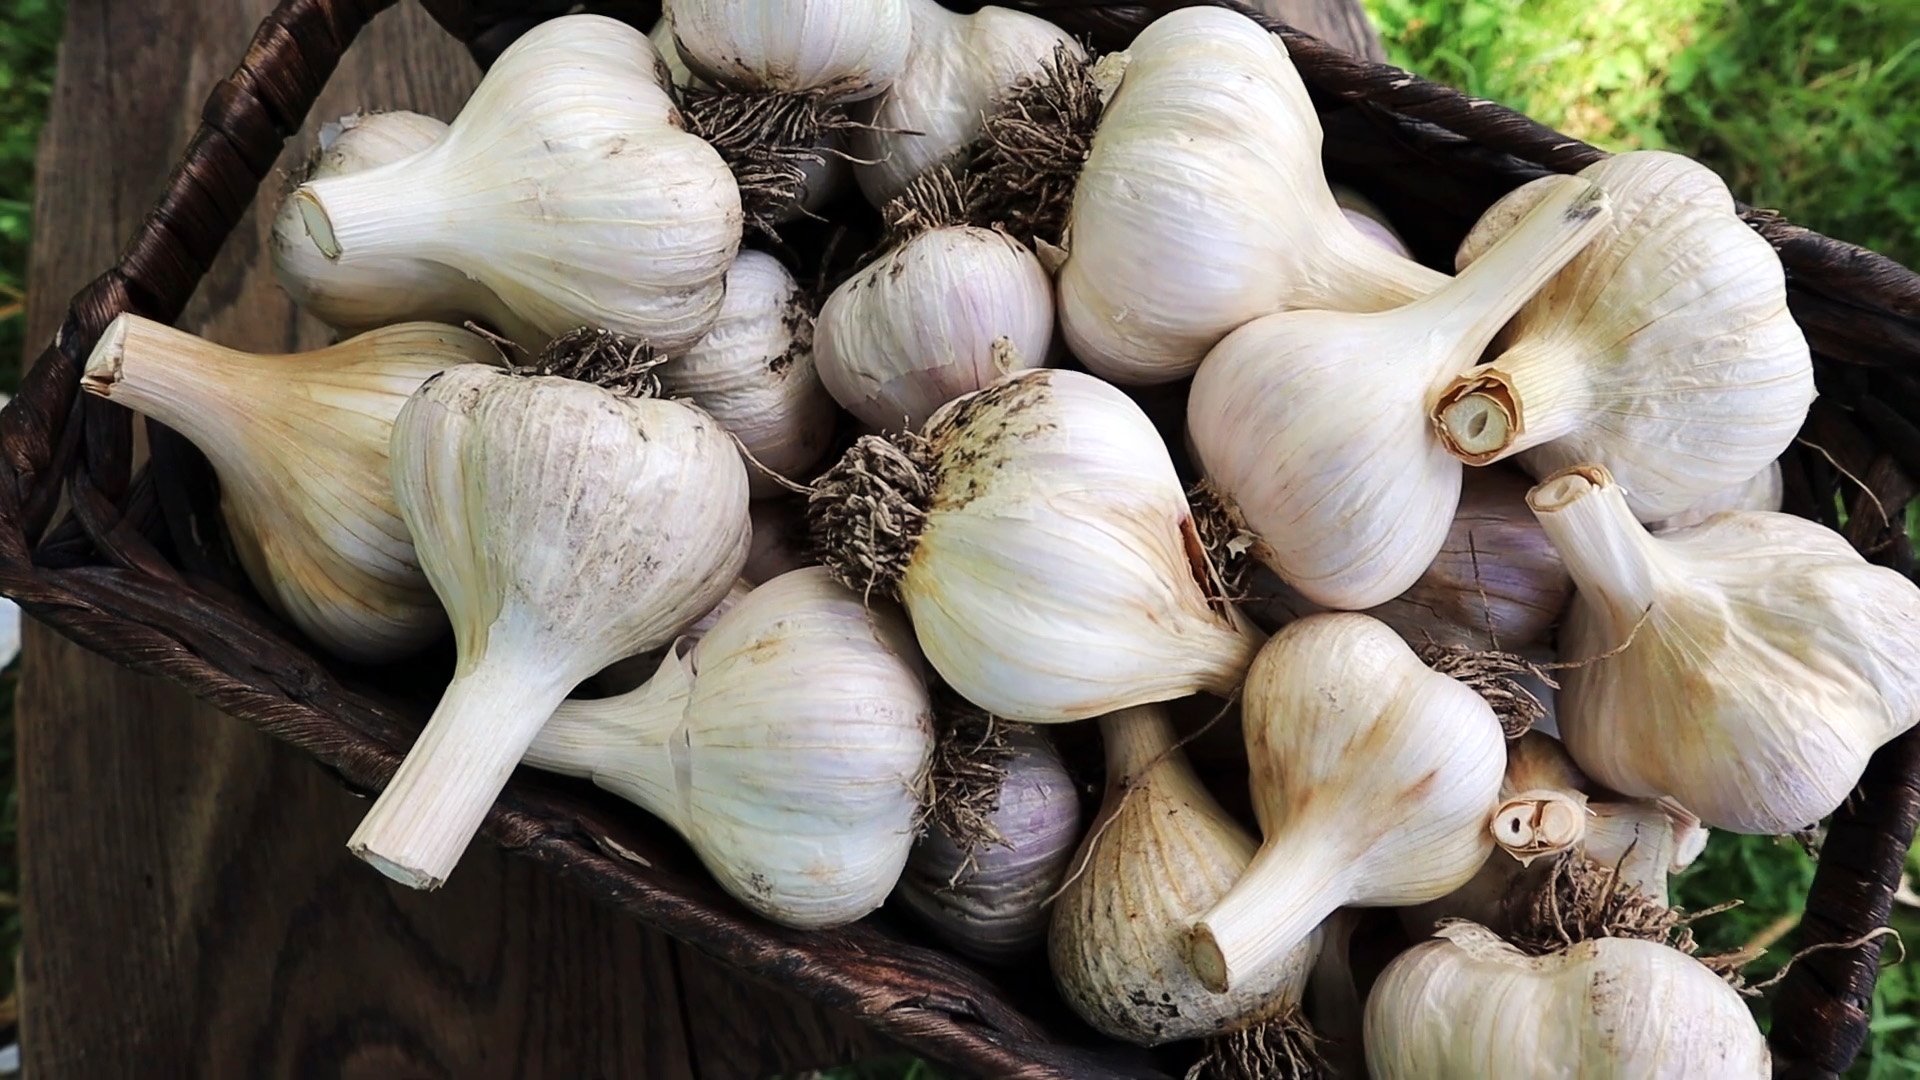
{"left": 18, "top": 3, "right": 876, "bottom": 1076}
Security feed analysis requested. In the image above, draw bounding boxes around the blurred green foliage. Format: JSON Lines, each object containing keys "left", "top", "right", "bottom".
{"left": 0, "top": 0, "right": 62, "bottom": 378}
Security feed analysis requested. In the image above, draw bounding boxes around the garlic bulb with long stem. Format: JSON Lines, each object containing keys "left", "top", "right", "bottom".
{"left": 815, "top": 172, "right": 1052, "bottom": 431}
{"left": 1188, "top": 175, "right": 1612, "bottom": 610}
{"left": 291, "top": 15, "right": 741, "bottom": 354}
{"left": 1050, "top": 704, "right": 1319, "bottom": 1047}
{"left": 1530, "top": 463, "right": 1920, "bottom": 833}
{"left": 272, "top": 112, "right": 543, "bottom": 349}
{"left": 1057, "top": 7, "right": 1450, "bottom": 386}
{"left": 898, "top": 724, "right": 1080, "bottom": 963}
{"left": 663, "top": 251, "right": 835, "bottom": 496}
{"left": 1650, "top": 461, "right": 1784, "bottom": 532}
{"left": 80, "top": 315, "right": 499, "bottom": 662}
{"left": 526, "top": 567, "right": 931, "bottom": 928}
{"left": 1432, "top": 152, "right": 1814, "bottom": 520}
{"left": 1190, "top": 613, "right": 1504, "bottom": 993}
{"left": 348, "top": 364, "right": 751, "bottom": 889}
{"left": 809, "top": 369, "right": 1262, "bottom": 723}
{"left": 1365, "top": 922, "right": 1769, "bottom": 1078}
{"left": 851, "top": 0, "right": 1080, "bottom": 206}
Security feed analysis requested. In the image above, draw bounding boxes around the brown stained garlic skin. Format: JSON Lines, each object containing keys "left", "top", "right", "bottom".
{"left": 1050, "top": 705, "right": 1317, "bottom": 1046}
{"left": 898, "top": 729, "right": 1082, "bottom": 964}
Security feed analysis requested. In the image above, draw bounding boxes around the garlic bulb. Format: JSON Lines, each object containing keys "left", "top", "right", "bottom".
{"left": 1190, "top": 613, "right": 1504, "bottom": 993}
{"left": 291, "top": 15, "right": 741, "bottom": 354}
{"left": 1057, "top": 7, "right": 1449, "bottom": 385}
{"left": 663, "top": 251, "right": 835, "bottom": 496}
{"left": 1650, "top": 461, "right": 1784, "bottom": 532}
{"left": 1366, "top": 922, "right": 1769, "bottom": 1078}
{"left": 1050, "top": 704, "right": 1318, "bottom": 1045}
{"left": 898, "top": 727, "right": 1081, "bottom": 963}
{"left": 1188, "top": 175, "right": 1611, "bottom": 609}
{"left": 809, "top": 369, "right": 1262, "bottom": 722}
{"left": 348, "top": 365, "right": 751, "bottom": 889}
{"left": 593, "top": 576, "right": 753, "bottom": 696}
{"left": 1530, "top": 463, "right": 1920, "bottom": 833}
{"left": 815, "top": 184, "right": 1053, "bottom": 431}
{"left": 526, "top": 567, "right": 932, "bottom": 928}
{"left": 1433, "top": 152, "right": 1814, "bottom": 520}
{"left": 745, "top": 497, "right": 818, "bottom": 584}
{"left": 80, "top": 315, "right": 498, "bottom": 662}
{"left": 272, "top": 112, "right": 543, "bottom": 348}
{"left": 852, "top": 0, "right": 1080, "bottom": 205}
{"left": 668, "top": 0, "right": 910, "bottom": 102}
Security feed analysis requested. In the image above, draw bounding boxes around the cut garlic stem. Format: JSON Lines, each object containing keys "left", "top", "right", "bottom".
{"left": 1491, "top": 789, "right": 1588, "bottom": 863}
{"left": 1528, "top": 465, "right": 1660, "bottom": 616}
{"left": 1435, "top": 337, "right": 1595, "bottom": 464}
{"left": 1189, "top": 833, "right": 1344, "bottom": 993}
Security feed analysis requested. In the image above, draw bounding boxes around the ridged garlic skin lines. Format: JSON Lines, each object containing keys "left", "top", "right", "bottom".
{"left": 667, "top": 0, "right": 911, "bottom": 100}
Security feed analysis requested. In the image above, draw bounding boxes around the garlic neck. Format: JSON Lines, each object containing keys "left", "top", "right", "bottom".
{"left": 1098, "top": 705, "right": 1181, "bottom": 782}
{"left": 1312, "top": 223, "right": 1449, "bottom": 313}
{"left": 526, "top": 647, "right": 699, "bottom": 829}
{"left": 1408, "top": 178, "right": 1610, "bottom": 388}
{"left": 1190, "top": 830, "right": 1346, "bottom": 993}
{"left": 81, "top": 316, "right": 272, "bottom": 472}
{"left": 1528, "top": 466, "right": 1664, "bottom": 622}
{"left": 294, "top": 152, "right": 453, "bottom": 264}
{"left": 1433, "top": 336, "right": 1596, "bottom": 464}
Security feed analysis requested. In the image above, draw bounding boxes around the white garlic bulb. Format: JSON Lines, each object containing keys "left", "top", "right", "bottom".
{"left": 1057, "top": 7, "right": 1449, "bottom": 385}
{"left": 815, "top": 215, "right": 1052, "bottom": 431}
{"left": 291, "top": 15, "right": 741, "bottom": 354}
{"left": 1366, "top": 922, "right": 1769, "bottom": 1078}
{"left": 1050, "top": 704, "right": 1318, "bottom": 1045}
{"left": 1190, "top": 613, "right": 1504, "bottom": 993}
{"left": 1650, "top": 461, "right": 1784, "bottom": 532}
{"left": 668, "top": 0, "right": 910, "bottom": 102}
{"left": 526, "top": 568, "right": 932, "bottom": 928}
{"left": 1188, "top": 175, "right": 1612, "bottom": 609}
{"left": 810, "top": 369, "right": 1262, "bottom": 723}
{"left": 1530, "top": 463, "right": 1920, "bottom": 833}
{"left": 80, "top": 315, "right": 499, "bottom": 662}
{"left": 348, "top": 365, "right": 751, "bottom": 889}
{"left": 852, "top": 0, "right": 1080, "bottom": 205}
{"left": 662, "top": 251, "right": 836, "bottom": 496}
{"left": 1433, "top": 151, "right": 1815, "bottom": 520}
{"left": 271, "top": 112, "right": 542, "bottom": 350}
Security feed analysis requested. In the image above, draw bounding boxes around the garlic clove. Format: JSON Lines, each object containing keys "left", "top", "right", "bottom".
{"left": 1188, "top": 175, "right": 1611, "bottom": 609}
{"left": 815, "top": 209, "right": 1053, "bottom": 432}
{"left": 1365, "top": 922, "right": 1769, "bottom": 1077}
{"left": 1190, "top": 613, "right": 1505, "bottom": 994}
{"left": 1530, "top": 463, "right": 1920, "bottom": 833}
{"left": 348, "top": 364, "right": 751, "bottom": 889}
{"left": 1434, "top": 151, "right": 1814, "bottom": 521}
{"left": 668, "top": 0, "right": 911, "bottom": 102}
{"left": 1057, "top": 8, "right": 1449, "bottom": 385}
{"left": 662, "top": 251, "right": 837, "bottom": 496}
{"left": 810, "top": 369, "right": 1263, "bottom": 723}
{"left": 851, "top": 0, "right": 1081, "bottom": 206}
{"left": 1050, "top": 704, "right": 1318, "bottom": 1046}
{"left": 1649, "top": 460, "right": 1784, "bottom": 532}
{"left": 528, "top": 567, "right": 933, "bottom": 928}
{"left": 80, "top": 315, "right": 501, "bottom": 662}
{"left": 291, "top": 15, "right": 742, "bottom": 354}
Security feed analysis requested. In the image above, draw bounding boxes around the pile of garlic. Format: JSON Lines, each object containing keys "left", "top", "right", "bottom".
{"left": 95, "top": 6, "right": 1915, "bottom": 1075}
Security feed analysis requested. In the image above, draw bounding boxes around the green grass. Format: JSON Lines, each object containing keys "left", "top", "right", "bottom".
{"left": 0, "top": 0, "right": 61, "bottom": 377}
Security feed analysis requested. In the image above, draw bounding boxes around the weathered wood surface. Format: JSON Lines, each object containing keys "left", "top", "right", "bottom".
{"left": 18, "top": 2, "right": 882, "bottom": 1076}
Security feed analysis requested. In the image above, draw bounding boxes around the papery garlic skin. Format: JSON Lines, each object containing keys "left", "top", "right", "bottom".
{"left": 1650, "top": 461, "right": 1784, "bottom": 532}
{"left": 1436, "top": 151, "right": 1814, "bottom": 520}
{"left": 650, "top": 14, "right": 702, "bottom": 88}
{"left": 271, "top": 112, "right": 542, "bottom": 349}
{"left": 899, "top": 728, "right": 1081, "bottom": 963}
{"left": 293, "top": 16, "right": 742, "bottom": 354}
{"left": 527, "top": 568, "right": 932, "bottom": 928}
{"left": 1188, "top": 176, "right": 1610, "bottom": 609}
{"left": 852, "top": 1, "right": 1080, "bottom": 205}
{"left": 825, "top": 369, "right": 1261, "bottom": 722}
{"left": 668, "top": 0, "right": 910, "bottom": 101}
{"left": 815, "top": 225, "right": 1052, "bottom": 431}
{"left": 1366, "top": 922, "right": 1768, "bottom": 1078}
{"left": 664, "top": 252, "right": 835, "bottom": 495}
{"left": 594, "top": 576, "right": 753, "bottom": 695}
{"left": 80, "top": 315, "right": 499, "bottom": 662}
{"left": 1057, "top": 7, "right": 1448, "bottom": 385}
{"left": 1051, "top": 705, "right": 1317, "bottom": 1045}
{"left": 1191, "top": 614, "right": 1503, "bottom": 993}
{"left": 349, "top": 365, "right": 751, "bottom": 889}
{"left": 1531, "top": 464, "right": 1920, "bottom": 833}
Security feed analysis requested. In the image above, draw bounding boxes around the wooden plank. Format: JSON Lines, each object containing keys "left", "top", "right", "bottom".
{"left": 14, "top": 3, "right": 860, "bottom": 1076}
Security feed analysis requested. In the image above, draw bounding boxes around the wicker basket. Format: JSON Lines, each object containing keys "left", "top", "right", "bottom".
{"left": 5, "top": 0, "right": 1917, "bottom": 1075}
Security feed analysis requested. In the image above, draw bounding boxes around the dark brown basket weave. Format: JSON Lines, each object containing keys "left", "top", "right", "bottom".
{"left": 4, "top": 0, "right": 1917, "bottom": 1075}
